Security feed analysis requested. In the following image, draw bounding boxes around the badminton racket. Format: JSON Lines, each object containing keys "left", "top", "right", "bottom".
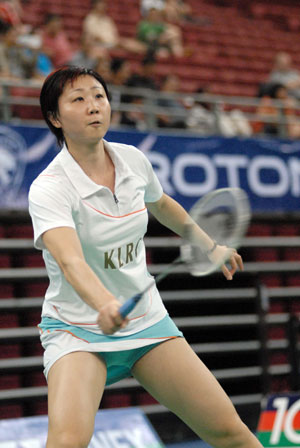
{"left": 119, "top": 187, "right": 251, "bottom": 318}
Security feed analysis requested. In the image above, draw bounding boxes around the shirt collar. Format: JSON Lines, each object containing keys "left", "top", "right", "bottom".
{"left": 58, "top": 140, "right": 134, "bottom": 199}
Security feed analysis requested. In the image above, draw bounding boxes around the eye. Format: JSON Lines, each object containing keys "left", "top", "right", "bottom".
{"left": 96, "top": 93, "right": 104, "bottom": 99}
{"left": 73, "top": 96, "right": 84, "bottom": 102}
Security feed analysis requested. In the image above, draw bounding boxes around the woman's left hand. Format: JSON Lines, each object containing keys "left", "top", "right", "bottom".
{"left": 208, "top": 244, "right": 244, "bottom": 280}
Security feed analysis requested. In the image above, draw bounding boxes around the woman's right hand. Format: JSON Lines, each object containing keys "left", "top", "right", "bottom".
{"left": 97, "top": 299, "right": 129, "bottom": 335}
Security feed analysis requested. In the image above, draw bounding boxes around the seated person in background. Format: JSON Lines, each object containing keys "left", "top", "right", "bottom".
{"left": 68, "top": 33, "right": 106, "bottom": 70}
{"left": 163, "top": 0, "right": 192, "bottom": 23}
{"left": 94, "top": 53, "right": 112, "bottom": 83}
{"left": 157, "top": 73, "right": 187, "bottom": 128}
{"left": 187, "top": 86, "right": 252, "bottom": 137}
{"left": 120, "top": 95, "right": 148, "bottom": 130}
{"left": 0, "top": 19, "right": 52, "bottom": 79}
{"left": 254, "top": 82, "right": 300, "bottom": 139}
{"left": 126, "top": 52, "right": 158, "bottom": 90}
{"left": 39, "top": 13, "right": 73, "bottom": 68}
{"left": 137, "top": 6, "right": 184, "bottom": 58}
{"left": 141, "top": 0, "right": 210, "bottom": 26}
{"left": 82, "top": 0, "right": 119, "bottom": 53}
{"left": 268, "top": 52, "right": 300, "bottom": 101}
{"left": 186, "top": 86, "right": 216, "bottom": 134}
{"left": 0, "top": 0, "right": 22, "bottom": 27}
{"left": 109, "top": 57, "right": 132, "bottom": 126}
{"left": 141, "top": 0, "right": 164, "bottom": 16}
{"left": 0, "top": 19, "right": 12, "bottom": 77}
{"left": 83, "top": 0, "right": 146, "bottom": 56}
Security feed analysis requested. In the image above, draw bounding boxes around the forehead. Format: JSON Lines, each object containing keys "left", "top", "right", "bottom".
{"left": 62, "top": 75, "right": 106, "bottom": 95}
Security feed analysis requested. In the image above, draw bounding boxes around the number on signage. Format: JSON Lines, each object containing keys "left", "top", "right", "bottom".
{"left": 271, "top": 397, "right": 300, "bottom": 444}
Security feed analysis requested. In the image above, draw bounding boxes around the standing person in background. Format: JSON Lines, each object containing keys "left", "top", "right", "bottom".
{"left": 39, "top": 13, "right": 73, "bottom": 68}
{"left": 28, "top": 65, "right": 263, "bottom": 448}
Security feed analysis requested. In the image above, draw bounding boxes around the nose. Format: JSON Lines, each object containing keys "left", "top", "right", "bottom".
{"left": 88, "top": 99, "right": 99, "bottom": 114}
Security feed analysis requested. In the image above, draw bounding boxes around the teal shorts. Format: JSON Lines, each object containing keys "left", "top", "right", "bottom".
{"left": 39, "top": 315, "right": 183, "bottom": 385}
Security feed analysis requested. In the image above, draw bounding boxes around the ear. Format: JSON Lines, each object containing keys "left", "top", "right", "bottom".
{"left": 48, "top": 112, "right": 62, "bottom": 129}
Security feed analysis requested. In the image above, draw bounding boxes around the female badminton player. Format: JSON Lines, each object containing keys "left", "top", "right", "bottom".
{"left": 28, "top": 66, "right": 263, "bottom": 448}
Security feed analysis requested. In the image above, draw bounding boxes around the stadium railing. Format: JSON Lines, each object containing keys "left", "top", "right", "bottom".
{"left": 1, "top": 77, "right": 299, "bottom": 138}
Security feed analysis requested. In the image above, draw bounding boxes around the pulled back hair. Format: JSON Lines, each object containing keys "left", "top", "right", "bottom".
{"left": 40, "top": 66, "right": 110, "bottom": 147}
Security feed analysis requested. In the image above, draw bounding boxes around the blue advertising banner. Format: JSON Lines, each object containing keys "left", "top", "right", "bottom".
{"left": 0, "top": 407, "right": 165, "bottom": 447}
{"left": 0, "top": 123, "right": 299, "bottom": 212}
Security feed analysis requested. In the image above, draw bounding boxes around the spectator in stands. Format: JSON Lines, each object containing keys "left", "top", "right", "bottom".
{"left": 187, "top": 86, "right": 252, "bottom": 137}
{"left": 109, "top": 57, "right": 133, "bottom": 126}
{"left": 110, "top": 56, "right": 157, "bottom": 130}
{"left": 254, "top": 82, "right": 300, "bottom": 139}
{"left": 68, "top": 33, "right": 106, "bottom": 70}
{"left": 157, "top": 73, "right": 187, "bottom": 128}
{"left": 268, "top": 52, "right": 300, "bottom": 101}
{"left": 82, "top": 0, "right": 119, "bottom": 54}
{"left": 39, "top": 13, "right": 73, "bottom": 68}
{"left": 82, "top": 0, "right": 144, "bottom": 56}
{"left": 137, "top": 6, "right": 184, "bottom": 58}
{"left": 0, "top": 20, "right": 52, "bottom": 79}
{"left": 163, "top": 0, "right": 192, "bottom": 23}
{"left": 186, "top": 86, "right": 216, "bottom": 134}
{"left": 126, "top": 52, "right": 158, "bottom": 91}
{"left": 0, "top": 0, "right": 22, "bottom": 27}
{"left": 120, "top": 95, "right": 148, "bottom": 130}
{"left": 110, "top": 57, "right": 132, "bottom": 87}
{"left": 141, "top": 0, "right": 210, "bottom": 26}
{"left": 0, "top": 19, "right": 11, "bottom": 76}
{"left": 141, "top": 0, "right": 164, "bottom": 16}
{"left": 95, "top": 53, "right": 112, "bottom": 83}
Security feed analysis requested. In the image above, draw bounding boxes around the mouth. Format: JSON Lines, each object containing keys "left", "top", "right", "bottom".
{"left": 88, "top": 120, "right": 102, "bottom": 126}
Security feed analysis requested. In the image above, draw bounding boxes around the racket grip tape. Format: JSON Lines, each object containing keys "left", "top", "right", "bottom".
{"left": 119, "top": 292, "right": 143, "bottom": 318}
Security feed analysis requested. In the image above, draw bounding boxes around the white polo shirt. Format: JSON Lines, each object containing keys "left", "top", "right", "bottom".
{"left": 28, "top": 140, "right": 167, "bottom": 336}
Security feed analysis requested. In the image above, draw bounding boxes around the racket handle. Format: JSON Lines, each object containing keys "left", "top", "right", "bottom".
{"left": 119, "top": 292, "right": 143, "bottom": 318}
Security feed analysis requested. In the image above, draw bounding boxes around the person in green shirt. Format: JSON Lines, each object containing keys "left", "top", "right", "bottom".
{"left": 137, "top": 7, "right": 183, "bottom": 57}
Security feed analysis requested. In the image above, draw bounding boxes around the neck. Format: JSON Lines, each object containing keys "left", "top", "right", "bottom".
{"left": 66, "top": 140, "right": 115, "bottom": 189}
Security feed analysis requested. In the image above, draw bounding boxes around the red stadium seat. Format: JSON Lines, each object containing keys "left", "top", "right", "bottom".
{"left": 0, "top": 254, "right": 11, "bottom": 268}
{"left": 252, "top": 248, "right": 279, "bottom": 262}
{"left": 102, "top": 394, "right": 132, "bottom": 408}
{"left": 0, "top": 404, "right": 23, "bottom": 419}
{"left": 0, "top": 312, "right": 19, "bottom": 328}
{"left": 21, "top": 283, "right": 48, "bottom": 297}
{"left": 259, "top": 274, "right": 283, "bottom": 287}
{"left": 247, "top": 223, "right": 273, "bottom": 236}
{"left": 0, "top": 344, "right": 21, "bottom": 359}
{"left": 17, "top": 254, "right": 45, "bottom": 268}
{"left": 6, "top": 224, "right": 34, "bottom": 239}
{"left": 0, "top": 374, "right": 21, "bottom": 390}
{"left": 0, "top": 284, "right": 14, "bottom": 299}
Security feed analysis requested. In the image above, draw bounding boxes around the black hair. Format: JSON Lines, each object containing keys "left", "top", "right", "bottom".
{"left": 110, "top": 57, "right": 126, "bottom": 74}
{"left": 0, "top": 19, "right": 12, "bottom": 35}
{"left": 40, "top": 65, "right": 110, "bottom": 147}
{"left": 44, "top": 13, "right": 62, "bottom": 25}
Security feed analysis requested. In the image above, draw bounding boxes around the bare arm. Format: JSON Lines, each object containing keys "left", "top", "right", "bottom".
{"left": 42, "top": 227, "right": 127, "bottom": 333}
{"left": 146, "top": 193, "right": 215, "bottom": 252}
{"left": 146, "top": 193, "right": 243, "bottom": 280}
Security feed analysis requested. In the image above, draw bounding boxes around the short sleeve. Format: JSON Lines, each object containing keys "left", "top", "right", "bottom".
{"left": 28, "top": 177, "right": 76, "bottom": 250}
{"left": 140, "top": 151, "right": 163, "bottom": 203}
